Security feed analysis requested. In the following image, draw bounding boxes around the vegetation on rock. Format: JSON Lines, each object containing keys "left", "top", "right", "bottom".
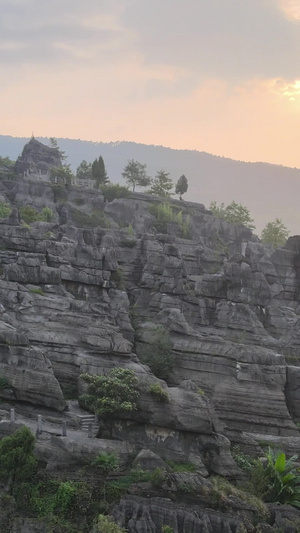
{"left": 175, "top": 174, "right": 188, "bottom": 200}
{"left": 209, "top": 200, "right": 255, "bottom": 230}
{"left": 149, "top": 170, "right": 173, "bottom": 197}
{"left": 140, "top": 326, "right": 174, "bottom": 380}
{"left": 261, "top": 218, "right": 290, "bottom": 248}
{"left": 79, "top": 368, "right": 139, "bottom": 418}
{"left": 122, "top": 159, "right": 151, "bottom": 191}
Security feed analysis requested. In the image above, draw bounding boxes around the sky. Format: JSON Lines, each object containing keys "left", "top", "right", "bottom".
{"left": 1, "top": 0, "right": 300, "bottom": 167}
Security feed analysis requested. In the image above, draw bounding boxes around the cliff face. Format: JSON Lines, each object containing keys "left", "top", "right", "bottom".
{"left": 1, "top": 164, "right": 300, "bottom": 530}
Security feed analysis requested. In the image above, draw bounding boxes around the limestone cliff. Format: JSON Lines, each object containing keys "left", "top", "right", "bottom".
{"left": 1, "top": 144, "right": 300, "bottom": 531}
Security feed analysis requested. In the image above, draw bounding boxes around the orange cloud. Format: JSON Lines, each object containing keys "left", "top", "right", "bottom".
{"left": 278, "top": 0, "right": 300, "bottom": 21}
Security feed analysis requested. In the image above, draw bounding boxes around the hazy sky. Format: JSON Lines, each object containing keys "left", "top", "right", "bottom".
{"left": 1, "top": 0, "right": 300, "bottom": 167}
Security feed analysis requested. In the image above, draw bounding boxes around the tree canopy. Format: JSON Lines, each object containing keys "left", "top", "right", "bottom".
{"left": 0, "top": 426, "right": 36, "bottom": 491}
{"left": 79, "top": 367, "right": 139, "bottom": 418}
{"left": 261, "top": 218, "right": 290, "bottom": 248}
{"left": 209, "top": 200, "right": 255, "bottom": 230}
{"left": 175, "top": 174, "right": 188, "bottom": 200}
{"left": 122, "top": 160, "right": 151, "bottom": 192}
{"left": 92, "top": 156, "right": 109, "bottom": 187}
{"left": 140, "top": 326, "right": 174, "bottom": 380}
{"left": 149, "top": 170, "right": 173, "bottom": 197}
{"left": 76, "top": 160, "right": 93, "bottom": 180}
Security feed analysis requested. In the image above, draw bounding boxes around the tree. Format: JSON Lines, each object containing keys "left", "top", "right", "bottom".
{"left": 261, "top": 218, "right": 290, "bottom": 248}
{"left": 76, "top": 160, "right": 93, "bottom": 180}
{"left": 140, "top": 326, "right": 174, "bottom": 380}
{"left": 175, "top": 174, "right": 188, "bottom": 200}
{"left": 122, "top": 160, "right": 151, "bottom": 192}
{"left": 209, "top": 200, "right": 255, "bottom": 230}
{"left": 0, "top": 426, "right": 36, "bottom": 492}
{"left": 79, "top": 367, "right": 139, "bottom": 419}
{"left": 50, "top": 164, "right": 75, "bottom": 185}
{"left": 49, "top": 137, "right": 66, "bottom": 161}
{"left": 149, "top": 170, "right": 173, "bottom": 197}
{"left": 92, "top": 156, "right": 109, "bottom": 188}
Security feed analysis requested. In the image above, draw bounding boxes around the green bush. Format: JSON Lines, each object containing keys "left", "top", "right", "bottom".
{"left": 19, "top": 206, "right": 41, "bottom": 224}
{"left": 162, "top": 526, "right": 174, "bottom": 533}
{"left": 40, "top": 207, "right": 53, "bottom": 222}
{"left": 0, "top": 427, "right": 37, "bottom": 491}
{"left": 167, "top": 461, "right": 197, "bottom": 473}
{"left": 0, "top": 376, "right": 10, "bottom": 390}
{"left": 70, "top": 207, "right": 109, "bottom": 228}
{"left": 149, "top": 383, "right": 169, "bottom": 402}
{"left": 110, "top": 268, "right": 124, "bottom": 288}
{"left": 250, "top": 447, "right": 300, "bottom": 507}
{"left": 29, "top": 288, "right": 45, "bottom": 296}
{"left": 140, "top": 326, "right": 174, "bottom": 380}
{"left": 94, "top": 514, "right": 127, "bottom": 533}
{"left": 0, "top": 203, "right": 11, "bottom": 218}
{"left": 100, "top": 184, "right": 130, "bottom": 202}
{"left": 148, "top": 203, "right": 191, "bottom": 236}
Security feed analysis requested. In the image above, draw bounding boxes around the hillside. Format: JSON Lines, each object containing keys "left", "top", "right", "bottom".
{"left": 0, "top": 139, "right": 300, "bottom": 531}
{"left": 1, "top": 134, "right": 300, "bottom": 234}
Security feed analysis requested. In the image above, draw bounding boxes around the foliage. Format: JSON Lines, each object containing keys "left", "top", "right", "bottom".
{"left": 209, "top": 476, "right": 269, "bottom": 520}
{"left": 149, "top": 383, "right": 169, "bottom": 402}
{"left": 79, "top": 367, "right": 139, "bottom": 418}
{"left": 54, "top": 481, "right": 76, "bottom": 515}
{"left": 0, "top": 427, "right": 37, "bottom": 490}
{"left": 0, "top": 202, "right": 12, "bottom": 218}
{"left": 110, "top": 268, "right": 124, "bottom": 288}
{"left": 92, "top": 453, "right": 119, "bottom": 475}
{"left": 92, "top": 156, "right": 109, "bottom": 187}
{"left": 209, "top": 200, "right": 255, "bottom": 230}
{"left": 167, "top": 461, "right": 197, "bottom": 473}
{"left": 19, "top": 206, "right": 41, "bottom": 223}
{"left": 51, "top": 184, "right": 68, "bottom": 203}
{"left": 149, "top": 170, "right": 173, "bottom": 197}
{"left": 100, "top": 183, "right": 131, "bottom": 202}
{"left": 94, "top": 514, "right": 127, "bottom": 533}
{"left": 106, "top": 467, "right": 166, "bottom": 503}
{"left": 140, "top": 326, "right": 174, "bottom": 380}
{"left": 148, "top": 202, "right": 190, "bottom": 236}
{"left": 250, "top": 447, "right": 300, "bottom": 507}
{"left": 175, "top": 174, "right": 188, "bottom": 200}
{"left": 19, "top": 206, "right": 53, "bottom": 224}
{"left": 76, "top": 160, "right": 93, "bottom": 180}
{"left": 122, "top": 159, "right": 151, "bottom": 192}
{"left": 162, "top": 526, "right": 174, "bottom": 533}
{"left": 49, "top": 137, "right": 67, "bottom": 161}
{"left": 40, "top": 207, "right": 53, "bottom": 222}
{"left": 261, "top": 218, "right": 290, "bottom": 248}
{"left": 61, "top": 384, "right": 78, "bottom": 400}
{"left": 70, "top": 207, "right": 109, "bottom": 228}
{"left": 0, "top": 376, "right": 10, "bottom": 390}
{"left": 50, "top": 164, "right": 74, "bottom": 185}
{"left": 127, "top": 223, "right": 134, "bottom": 236}
{"left": 29, "top": 287, "right": 45, "bottom": 296}
{"left": 231, "top": 446, "right": 255, "bottom": 472}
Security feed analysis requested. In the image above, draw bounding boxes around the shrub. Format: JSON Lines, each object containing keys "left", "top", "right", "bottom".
{"left": 29, "top": 287, "right": 45, "bottom": 296}
{"left": 19, "top": 206, "right": 41, "bottom": 224}
{"left": 140, "top": 326, "right": 174, "bottom": 380}
{"left": 162, "top": 526, "right": 174, "bottom": 533}
{"left": 149, "top": 383, "right": 169, "bottom": 402}
{"left": 110, "top": 268, "right": 124, "bottom": 288}
{"left": 40, "top": 207, "right": 53, "bottom": 222}
{"left": 0, "top": 203, "right": 11, "bottom": 218}
{"left": 250, "top": 447, "right": 300, "bottom": 507}
{"left": 0, "top": 427, "right": 37, "bottom": 491}
{"left": 148, "top": 202, "right": 191, "bottom": 236}
{"left": 70, "top": 207, "right": 109, "bottom": 228}
{"left": 94, "top": 514, "right": 127, "bottom": 533}
{"left": 79, "top": 368, "right": 139, "bottom": 419}
{"left": 167, "top": 461, "right": 197, "bottom": 473}
{"left": 0, "top": 376, "right": 10, "bottom": 390}
{"left": 100, "top": 184, "right": 130, "bottom": 202}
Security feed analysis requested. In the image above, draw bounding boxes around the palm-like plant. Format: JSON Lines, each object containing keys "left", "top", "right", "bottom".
{"left": 255, "top": 447, "right": 300, "bottom": 507}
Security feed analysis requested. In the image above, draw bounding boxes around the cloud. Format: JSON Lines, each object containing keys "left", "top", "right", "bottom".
{"left": 278, "top": 0, "right": 300, "bottom": 20}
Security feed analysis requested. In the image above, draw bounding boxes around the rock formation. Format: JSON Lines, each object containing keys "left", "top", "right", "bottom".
{"left": 1, "top": 140, "right": 300, "bottom": 531}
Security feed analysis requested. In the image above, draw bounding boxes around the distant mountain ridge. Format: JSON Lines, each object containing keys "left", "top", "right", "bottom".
{"left": 1, "top": 134, "right": 300, "bottom": 234}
